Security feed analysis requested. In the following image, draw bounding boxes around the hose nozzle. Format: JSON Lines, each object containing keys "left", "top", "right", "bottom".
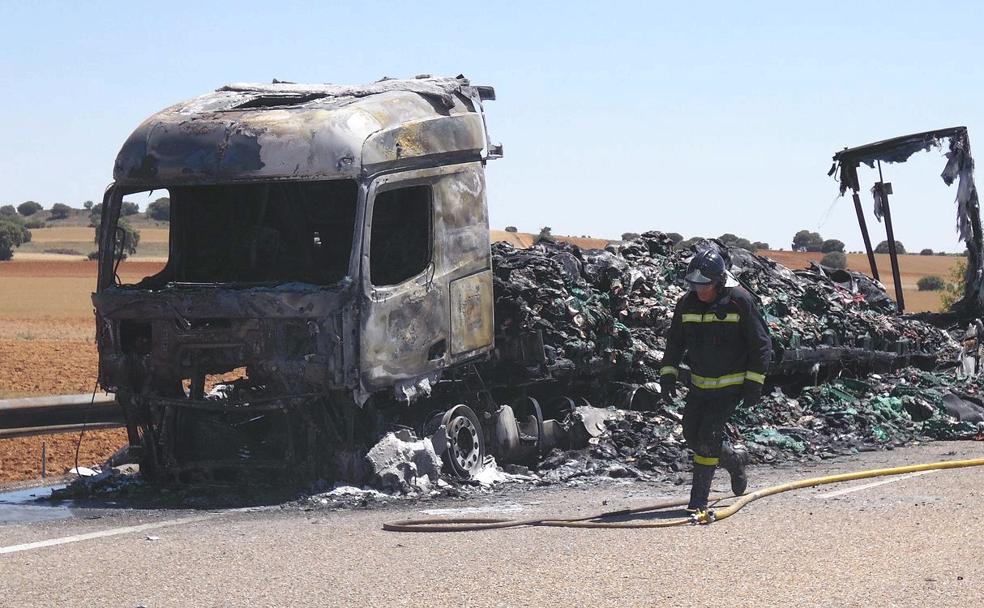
{"left": 689, "top": 509, "right": 716, "bottom": 525}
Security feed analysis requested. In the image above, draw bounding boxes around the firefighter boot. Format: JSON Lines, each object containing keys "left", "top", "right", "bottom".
{"left": 720, "top": 443, "right": 749, "bottom": 496}
{"left": 686, "top": 463, "right": 716, "bottom": 513}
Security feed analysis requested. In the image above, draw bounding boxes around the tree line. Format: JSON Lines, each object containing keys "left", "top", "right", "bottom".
{"left": 0, "top": 198, "right": 169, "bottom": 260}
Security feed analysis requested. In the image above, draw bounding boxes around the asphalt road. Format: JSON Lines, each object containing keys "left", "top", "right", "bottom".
{"left": 2, "top": 441, "right": 983, "bottom": 607}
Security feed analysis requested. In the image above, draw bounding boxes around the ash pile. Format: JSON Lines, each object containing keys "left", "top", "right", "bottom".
{"left": 469, "top": 232, "right": 981, "bottom": 486}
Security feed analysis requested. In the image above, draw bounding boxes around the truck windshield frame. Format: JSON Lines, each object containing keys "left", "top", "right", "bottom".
{"left": 103, "top": 180, "right": 360, "bottom": 289}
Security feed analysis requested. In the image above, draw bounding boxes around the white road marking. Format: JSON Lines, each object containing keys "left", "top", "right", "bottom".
{"left": 815, "top": 470, "right": 936, "bottom": 499}
{"left": 0, "top": 514, "right": 219, "bottom": 555}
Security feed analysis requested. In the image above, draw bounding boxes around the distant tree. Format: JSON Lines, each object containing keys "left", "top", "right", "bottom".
{"left": 917, "top": 276, "right": 945, "bottom": 291}
{"left": 121, "top": 201, "right": 140, "bottom": 216}
{"left": 49, "top": 202, "right": 73, "bottom": 220}
{"left": 875, "top": 240, "right": 906, "bottom": 254}
{"left": 0, "top": 205, "right": 15, "bottom": 217}
{"left": 820, "top": 251, "right": 847, "bottom": 269}
{"left": 146, "top": 197, "right": 170, "bottom": 221}
{"left": 621, "top": 232, "right": 641, "bottom": 241}
{"left": 820, "top": 239, "right": 845, "bottom": 253}
{"left": 89, "top": 203, "right": 103, "bottom": 227}
{"left": 0, "top": 218, "right": 32, "bottom": 260}
{"left": 504, "top": 226, "right": 518, "bottom": 233}
{"left": 536, "top": 226, "right": 553, "bottom": 243}
{"left": 666, "top": 232, "right": 684, "bottom": 245}
{"left": 718, "top": 233, "right": 756, "bottom": 251}
{"left": 751, "top": 241, "right": 770, "bottom": 251}
{"left": 792, "top": 230, "right": 824, "bottom": 252}
{"left": 17, "top": 201, "right": 42, "bottom": 216}
{"left": 920, "top": 248, "right": 934, "bottom": 256}
{"left": 83, "top": 200, "right": 94, "bottom": 210}
{"left": 95, "top": 219, "right": 140, "bottom": 258}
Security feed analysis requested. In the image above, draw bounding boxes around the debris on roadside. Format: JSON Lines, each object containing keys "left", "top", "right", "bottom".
{"left": 365, "top": 429, "right": 446, "bottom": 494}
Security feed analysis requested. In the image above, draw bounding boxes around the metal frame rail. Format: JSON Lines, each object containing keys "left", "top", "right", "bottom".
{"left": 0, "top": 393, "right": 122, "bottom": 439}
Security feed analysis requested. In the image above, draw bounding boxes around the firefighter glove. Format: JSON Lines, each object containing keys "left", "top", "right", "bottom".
{"left": 660, "top": 375, "right": 678, "bottom": 403}
{"left": 741, "top": 381, "right": 763, "bottom": 409}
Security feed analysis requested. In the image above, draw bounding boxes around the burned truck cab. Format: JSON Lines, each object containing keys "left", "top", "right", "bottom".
{"left": 92, "top": 76, "right": 501, "bottom": 480}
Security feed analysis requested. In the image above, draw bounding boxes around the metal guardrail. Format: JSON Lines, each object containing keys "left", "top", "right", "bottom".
{"left": 0, "top": 393, "right": 123, "bottom": 438}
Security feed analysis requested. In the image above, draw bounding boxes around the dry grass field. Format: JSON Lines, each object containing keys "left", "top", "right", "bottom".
{"left": 17, "top": 226, "right": 169, "bottom": 259}
{"left": 0, "top": 258, "right": 161, "bottom": 483}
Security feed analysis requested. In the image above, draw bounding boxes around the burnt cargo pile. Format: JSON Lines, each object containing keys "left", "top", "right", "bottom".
{"left": 480, "top": 233, "right": 981, "bottom": 483}
{"left": 487, "top": 232, "right": 953, "bottom": 387}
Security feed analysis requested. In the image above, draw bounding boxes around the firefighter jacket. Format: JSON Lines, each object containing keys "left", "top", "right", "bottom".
{"left": 659, "top": 285, "right": 773, "bottom": 390}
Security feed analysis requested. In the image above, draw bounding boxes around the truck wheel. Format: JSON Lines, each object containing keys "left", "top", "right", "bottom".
{"left": 440, "top": 404, "right": 485, "bottom": 478}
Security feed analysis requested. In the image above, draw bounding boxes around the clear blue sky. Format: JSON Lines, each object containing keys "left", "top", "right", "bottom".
{"left": 1, "top": 1, "right": 981, "bottom": 252}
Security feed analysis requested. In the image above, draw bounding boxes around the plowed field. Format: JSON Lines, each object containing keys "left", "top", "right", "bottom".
{"left": 0, "top": 259, "right": 165, "bottom": 485}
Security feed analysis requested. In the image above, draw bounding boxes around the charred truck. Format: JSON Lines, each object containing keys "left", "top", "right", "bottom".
{"left": 92, "top": 77, "right": 984, "bottom": 484}
{"left": 92, "top": 76, "right": 536, "bottom": 482}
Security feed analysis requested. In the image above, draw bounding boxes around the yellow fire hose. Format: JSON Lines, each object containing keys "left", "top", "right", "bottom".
{"left": 382, "top": 457, "right": 984, "bottom": 532}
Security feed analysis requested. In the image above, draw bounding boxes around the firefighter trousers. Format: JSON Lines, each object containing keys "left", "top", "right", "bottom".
{"left": 682, "top": 385, "right": 742, "bottom": 464}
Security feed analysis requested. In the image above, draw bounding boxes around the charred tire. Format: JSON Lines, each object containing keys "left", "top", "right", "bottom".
{"left": 440, "top": 404, "right": 485, "bottom": 479}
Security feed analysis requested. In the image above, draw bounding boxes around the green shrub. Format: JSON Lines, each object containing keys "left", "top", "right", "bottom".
{"left": 17, "top": 201, "right": 42, "bottom": 216}
{"left": 147, "top": 197, "right": 170, "bottom": 221}
{"left": 917, "top": 275, "right": 944, "bottom": 291}
{"left": 0, "top": 205, "right": 16, "bottom": 217}
{"left": 0, "top": 218, "right": 31, "bottom": 260}
{"left": 94, "top": 219, "right": 140, "bottom": 257}
{"left": 792, "top": 230, "right": 823, "bottom": 252}
{"left": 49, "top": 202, "right": 73, "bottom": 220}
{"left": 875, "top": 240, "right": 906, "bottom": 254}
{"left": 941, "top": 260, "right": 967, "bottom": 309}
{"left": 820, "top": 251, "right": 847, "bottom": 269}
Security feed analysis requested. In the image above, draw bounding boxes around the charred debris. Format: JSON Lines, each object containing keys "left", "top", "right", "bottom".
{"left": 90, "top": 77, "right": 984, "bottom": 494}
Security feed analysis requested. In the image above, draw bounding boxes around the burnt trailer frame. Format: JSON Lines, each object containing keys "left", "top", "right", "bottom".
{"left": 830, "top": 126, "right": 982, "bottom": 316}
{"left": 92, "top": 76, "right": 504, "bottom": 481}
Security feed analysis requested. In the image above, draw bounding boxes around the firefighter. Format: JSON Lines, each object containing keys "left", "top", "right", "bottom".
{"left": 659, "top": 247, "right": 773, "bottom": 514}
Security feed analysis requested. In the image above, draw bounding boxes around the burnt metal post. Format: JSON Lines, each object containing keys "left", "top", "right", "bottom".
{"left": 852, "top": 190, "right": 880, "bottom": 281}
{"left": 841, "top": 163, "right": 880, "bottom": 280}
{"left": 876, "top": 161, "right": 905, "bottom": 311}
